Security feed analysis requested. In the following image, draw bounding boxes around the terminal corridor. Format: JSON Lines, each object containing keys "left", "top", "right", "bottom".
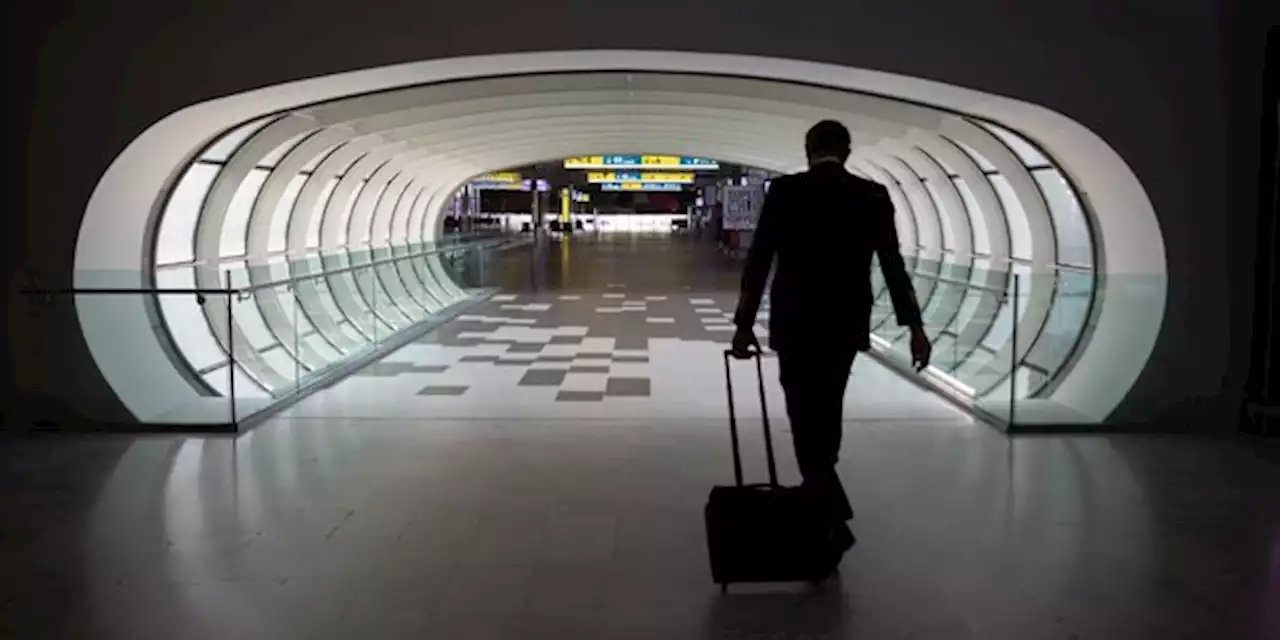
{"left": 4, "top": 233, "right": 1278, "bottom": 640}
{"left": 288, "top": 233, "right": 963, "bottom": 423}
{"left": 7, "top": 6, "right": 1278, "bottom": 639}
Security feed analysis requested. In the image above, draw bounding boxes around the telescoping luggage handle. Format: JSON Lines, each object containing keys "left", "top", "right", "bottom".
{"left": 723, "top": 349, "right": 778, "bottom": 488}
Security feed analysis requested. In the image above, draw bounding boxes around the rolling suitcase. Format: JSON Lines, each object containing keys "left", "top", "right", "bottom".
{"left": 705, "top": 349, "right": 828, "bottom": 592}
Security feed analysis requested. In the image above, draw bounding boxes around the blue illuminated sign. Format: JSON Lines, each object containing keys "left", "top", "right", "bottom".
{"left": 600, "top": 182, "right": 686, "bottom": 192}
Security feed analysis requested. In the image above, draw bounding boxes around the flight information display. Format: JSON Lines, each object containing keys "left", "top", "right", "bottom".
{"left": 565, "top": 155, "right": 719, "bottom": 170}
{"left": 471, "top": 178, "right": 549, "bottom": 192}
{"left": 600, "top": 182, "right": 686, "bottom": 192}
{"left": 587, "top": 171, "right": 695, "bottom": 184}
{"left": 475, "top": 171, "right": 521, "bottom": 183}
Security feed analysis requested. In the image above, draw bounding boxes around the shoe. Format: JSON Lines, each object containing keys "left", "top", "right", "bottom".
{"left": 833, "top": 523, "right": 855, "bottom": 554}
{"left": 811, "top": 524, "right": 855, "bottom": 583}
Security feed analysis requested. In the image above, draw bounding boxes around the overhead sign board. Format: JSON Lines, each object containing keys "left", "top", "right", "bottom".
{"left": 600, "top": 182, "right": 686, "bottom": 192}
{"left": 476, "top": 171, "right": 521, "bottom": 183}
{"left": 565, "top": 155, "right": 719, "bottom": 170}
{"left": 587, "top": 171, "right": 695, "bottom": 184}
{"left": 471, "top": 178, "right": 549, "bottom": 192}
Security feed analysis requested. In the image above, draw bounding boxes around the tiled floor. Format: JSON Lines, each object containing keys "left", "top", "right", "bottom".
{"left": 4, "top": 234, "right": 1280, "bottom": 639}
{"left": 286, "top": 288, "right": 965, "bottom": 422}
{"left": 3, "top": 418, "right": 1279, "bottom": 639}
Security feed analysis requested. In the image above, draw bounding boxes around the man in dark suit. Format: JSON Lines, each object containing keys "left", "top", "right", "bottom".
{"left": 731, "top": 120, "right": 932, "bottom": 567}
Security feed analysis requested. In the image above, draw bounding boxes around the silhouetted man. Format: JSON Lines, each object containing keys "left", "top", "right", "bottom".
{"left": 731, "top": 120, "right": 931, "bottom": 568}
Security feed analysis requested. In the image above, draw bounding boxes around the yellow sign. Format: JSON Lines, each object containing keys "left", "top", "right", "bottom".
{"left": 561, "top": 188, "right": 571, "bottom": 223}
{"left": 641, "top": 155, "right": 682, "bottom": 166}
{"left": 587, "top": 171, "right": 695, "bottom": 184}
{"left": 564, "top": 155, "right": 719, "bottom": 170}
{"left": 476, "top": 171, "right": 521, "bottom": 183}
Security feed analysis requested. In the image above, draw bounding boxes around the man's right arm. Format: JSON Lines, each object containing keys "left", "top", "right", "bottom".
{"left": 871, "top": 185, "right": 923, "bottom": 330}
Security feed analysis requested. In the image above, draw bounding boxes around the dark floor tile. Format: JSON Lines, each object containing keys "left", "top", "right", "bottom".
{"left": 568, "top": 365, "right": 610, "bottom": 374}
{"left": 519, "top": 369, "right": 568, "bottom": 386}
{"left": 556, "top": 391, "right": 605, "bottom": 402}
{"left": 437, "top": 338, "right": 482, "bottom": 347}
{"left": 613, "top": 335, "right": 648, "bottom": 350}
{"left": 536, "top": 355, "right": 575, "bottom": 363}
{"left": 417, "top": 385, "right": 469, "bottom": 396}
{"left": 507, "top": 343, "right": 545, "bottom": 354}
{"left": 548, "top": 336, "right": 584, "bottom": 345}
{"left": 411, "top": 365, "right": 450, "bottom": 373}
{"left": 576, "top": 352, "right": 613, "bottom": 360}
{"left": 611, "top": 355, "right": 649, "bottom": 363}
{"left": 351, "top": 362, "right": 413, "bottom": 377}
{"left": 605, "top": 378, "right": 650, "bottom": 397}
{"left": 494, "top": 359, "right": 535, "bottom": 366}
{"left": 459, "top": 355, "right": 500, "bottom": 363}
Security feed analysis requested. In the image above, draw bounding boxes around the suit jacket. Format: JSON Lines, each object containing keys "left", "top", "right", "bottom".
{"left": 733, "top": 162, "right": 923, "bottom": 354}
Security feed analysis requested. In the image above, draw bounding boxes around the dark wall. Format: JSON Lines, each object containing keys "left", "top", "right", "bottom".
{"left": 3, "top": 0, "right": 1275, "bottom": 430}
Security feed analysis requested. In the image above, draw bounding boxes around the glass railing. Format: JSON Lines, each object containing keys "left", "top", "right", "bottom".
{"left": 15, "top": 235, "right": 526, "bottom": 431}
{"left": 868, "top": 256, "right": 1108, "bottom": 430}
{"left": 990, "top": 270, "right": 1162, "bottom": 430}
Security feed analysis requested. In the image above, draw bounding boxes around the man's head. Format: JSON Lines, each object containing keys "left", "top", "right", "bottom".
{"left": 805, "top": 119, "right": 852, "bottom": 165}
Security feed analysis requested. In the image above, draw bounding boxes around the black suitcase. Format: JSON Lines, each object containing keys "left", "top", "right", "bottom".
{"left": 705, "top": 349, "right": 828, "bottom": 591}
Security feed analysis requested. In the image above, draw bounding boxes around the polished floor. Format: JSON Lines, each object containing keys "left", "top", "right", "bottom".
{"left": 4, "top": 233, "right": 1280, "bottom": 639}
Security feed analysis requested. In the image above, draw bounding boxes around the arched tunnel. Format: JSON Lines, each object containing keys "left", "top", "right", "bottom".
{"left": 3, "top": 5, "right": 1276, "bottom": 638}
{"left": 71, "top": 52, "right": 1167, "bottom": 428}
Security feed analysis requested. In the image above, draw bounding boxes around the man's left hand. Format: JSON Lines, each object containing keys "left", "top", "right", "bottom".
{"left": 730, "top": 327, "right": 760, "bottom": 359}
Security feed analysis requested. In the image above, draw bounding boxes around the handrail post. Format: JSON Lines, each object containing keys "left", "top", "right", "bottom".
{"left": 1009, "top": 273, "right": 1019, "bottom": 429}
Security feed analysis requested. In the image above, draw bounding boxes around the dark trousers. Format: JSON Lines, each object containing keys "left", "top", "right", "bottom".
{"left": 777, "top": 349, "right": 856, "bottom": 527}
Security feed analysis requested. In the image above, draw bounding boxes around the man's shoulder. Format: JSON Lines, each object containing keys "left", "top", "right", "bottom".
{"left": 771, "top": 173, "right": 803, "bottom": 189}
{"left": 791, "top": 168, "right": 886, "bottom": 194}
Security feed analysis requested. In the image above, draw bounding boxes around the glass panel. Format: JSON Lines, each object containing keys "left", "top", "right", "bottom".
{"left": 1032, "top": 168, "right": 1093, "bottom": 267}
{"left": 156, "top": 163, "right": 220, "bottom": 265}
{"left": 336, "top": 319, "right": 366, "bottom": 344}
{"left": 303, "top": 330, "right": 344, "bottom": 365}
{"left": 220, "top": 168, "right": 269, "bottom": 257}
{"left": 19, "top": 291, "right": 233, "bottom": 426}
{"left": 268, "top": 175, "right": 308, "bottom": 253}
{"left": 225, "top": 289, "right": 283, "bottom": 419}
{"left": 980, "top": 263, "right": 1031, "bottom": 352}
{"left": 922, "top": 180, "right": 955, "bottom": 252}
{"left": 351, "top": 181, "right": 391, "bottom": 245}
{"left": 1022, "top": 269, "right": 1094, "bottom": 382}
{"left": 275, "top": 283, "right": 306, "bottom": 391}
{"left": 46, "top": 237, "right": 517, "bottom": 429}
{"left": 345, "top": 265, "right": 377, "bottom": 344}
{"left": 334, "top": 184, "right": 364, "bottom": 246}
{"left": 154, "top": 268, "right": 225, "bottom": 371}
{"left": 259, "top": 345, "right": 299, "bottom": 391}
{"left": 951, "top": 177, "right": 990, "bottom": 256}
{"left": 308, "top": 178, "right": 339, "bottom": 248}
{"left": 989, "top": 175, "right": 1033, "bottom": 260}
{"left": 230, "top": 289, "right": 276, "bottom": 351}
{"left": 313, "top": 277, "right": 347, "bottom": 328}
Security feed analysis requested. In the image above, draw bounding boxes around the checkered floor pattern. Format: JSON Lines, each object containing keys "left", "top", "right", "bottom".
{"left": 286, "top": 290, "right": 963, "bottom": 422}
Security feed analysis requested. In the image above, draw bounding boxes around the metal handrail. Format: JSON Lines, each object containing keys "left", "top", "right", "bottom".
{"left": 232, "top": 237, "right": 515, "bottom": 294}
{"left": 150, "top": 230, "right": 504, "bottom": 270}
{"left": 19, "top": 235, "right": 522, "bottom": 296}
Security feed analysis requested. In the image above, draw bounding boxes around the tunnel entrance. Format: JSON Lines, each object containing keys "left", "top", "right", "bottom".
{"left": 72, "top": 52, "right": 1164, "bottom": 430}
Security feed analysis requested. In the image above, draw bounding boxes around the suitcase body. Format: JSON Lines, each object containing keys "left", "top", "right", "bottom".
{"left": 705, "top": 349, "right": 828, "bottom": 590}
